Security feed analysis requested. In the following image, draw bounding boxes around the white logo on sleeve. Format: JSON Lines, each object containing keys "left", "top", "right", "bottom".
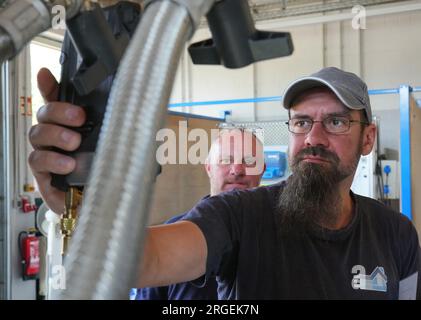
{"left": 351, "top": 265, "right": 387, "bottom": 292}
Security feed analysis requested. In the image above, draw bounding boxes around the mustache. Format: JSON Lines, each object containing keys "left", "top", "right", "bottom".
{"left": 293, "top": 146, "right": 340, "bottom": 166}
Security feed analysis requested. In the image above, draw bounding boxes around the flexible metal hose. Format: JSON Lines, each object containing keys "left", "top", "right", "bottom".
{"left": 0, "top": 0, "right": 82, "bottom": 63}
{"left": 55, "top": 1, "right": 193, "bottom": 299}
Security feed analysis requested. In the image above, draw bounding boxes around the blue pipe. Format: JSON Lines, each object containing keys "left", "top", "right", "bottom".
{"left": 399, "top": 85, "right": 412, "bottom": 220}
{"left": 169, "top": 87, "right": 421, "bottom": 108}
{"left": 169, "top": 96, "right": 282, "bottom": 108}
{"left": 369, "top": 88, "right": 399, "bottom": 95}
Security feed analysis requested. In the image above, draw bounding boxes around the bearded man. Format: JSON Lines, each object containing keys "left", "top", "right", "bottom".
{"left": 29, "top": 67, "right": 420, "bottom": 299}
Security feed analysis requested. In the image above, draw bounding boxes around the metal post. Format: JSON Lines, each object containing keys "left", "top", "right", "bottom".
{"left": 0, "top": 61, "right": 12, "bottom": 300}
{"left": 399, "top": 85, "right": 412, "bottom": 220}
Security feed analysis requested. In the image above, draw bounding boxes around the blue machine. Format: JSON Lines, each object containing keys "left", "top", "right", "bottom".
{"left": 263, "top": 151, "right": 287, "bottom": 179}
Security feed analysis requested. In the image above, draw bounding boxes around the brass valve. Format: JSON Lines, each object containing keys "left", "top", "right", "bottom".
{"left": 61, "top": 187, "right": 82, "bottom": 255}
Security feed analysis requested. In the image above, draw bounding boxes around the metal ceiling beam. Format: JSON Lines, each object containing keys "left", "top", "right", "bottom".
{"left": 253, "top": 0, "right": 421, "bottom": 29}
{"left": 250, "top": 0, "right": 404, "bottom": 21}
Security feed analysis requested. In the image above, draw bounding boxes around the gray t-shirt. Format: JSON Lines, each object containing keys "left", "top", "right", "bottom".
{"left": 183, "top": 182, "right": 421, "bottom": 299}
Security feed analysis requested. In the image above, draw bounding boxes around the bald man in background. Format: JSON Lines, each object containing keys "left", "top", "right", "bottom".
{"left": 137, "top": 128, "right": 265, "bottom": 299}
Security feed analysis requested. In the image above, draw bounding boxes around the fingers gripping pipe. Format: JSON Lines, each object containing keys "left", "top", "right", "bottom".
{"left": 55, "top": 0, "right": 215, "bottom": 300}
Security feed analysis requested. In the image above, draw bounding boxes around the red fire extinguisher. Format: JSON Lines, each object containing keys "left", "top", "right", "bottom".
{"left": 18, "top": 229, "right": 40, "bottom": 280}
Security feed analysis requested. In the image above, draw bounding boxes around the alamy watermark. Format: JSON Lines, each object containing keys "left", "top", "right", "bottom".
{"left": 352, "top": 5, "right": 367, "bottom": 30}
{"left": 51, "top": 5, "right": 66, "bottom": 30}
{"left": 50, "top": 265, "right": 66, "bottom": 290}
{"left": 156, "top": 121, "right": 265, "bottom": 175}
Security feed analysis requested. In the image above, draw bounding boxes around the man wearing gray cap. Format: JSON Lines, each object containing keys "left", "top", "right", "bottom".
{"left": 29, "top": 67, "right": 420, "bottom": 299}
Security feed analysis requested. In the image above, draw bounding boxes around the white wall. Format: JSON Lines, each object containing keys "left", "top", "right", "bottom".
{"left": 170, "top": 28, "right": 256, "bottom": 121}
{"left": 169, "top": 7, "right": 421, "bottom": 155}
{"left": 254, "top": 24, "right": 325, "bottom": 121}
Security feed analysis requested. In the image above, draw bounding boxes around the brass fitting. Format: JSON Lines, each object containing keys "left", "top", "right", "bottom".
{"left": 61, "top": 187, "right": 82, "bottom": 255}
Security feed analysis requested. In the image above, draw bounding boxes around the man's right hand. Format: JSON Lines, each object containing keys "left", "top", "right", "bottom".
{"left": 28, "top": 68, "right": 86, "bottom": 213}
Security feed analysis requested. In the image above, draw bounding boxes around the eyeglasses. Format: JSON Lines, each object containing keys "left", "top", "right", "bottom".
{"left": 217, "top": 123, "right": 264, "bottom": 142}
{"left": 218, "top": 123, "right": 262, "bottom": 133}
{"left": 285, "top": 116, "right": 369, "bottom": 134}
{"left": 218, "top": 156, "right": 257, "bottom": 167}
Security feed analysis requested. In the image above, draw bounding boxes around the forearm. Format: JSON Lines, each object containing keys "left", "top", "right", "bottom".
{"left": 138, "top": 229, "right": 159, "bottom": 288}
{"left": 137, "top": 221, "right": 208, "bottom": 288}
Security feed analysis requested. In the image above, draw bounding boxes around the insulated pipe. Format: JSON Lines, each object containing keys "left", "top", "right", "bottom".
{"left": 0, "top": 0, "right": 82, "bottom": 63}
{"left": 55, "top": 0, "right": 215, "bottom": 300}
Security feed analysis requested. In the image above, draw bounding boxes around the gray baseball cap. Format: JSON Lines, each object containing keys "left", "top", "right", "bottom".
{"left": 282, "top": 67, "right": 372, "bottom": 123}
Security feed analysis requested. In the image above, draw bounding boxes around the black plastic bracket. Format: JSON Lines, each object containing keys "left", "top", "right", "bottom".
{"left": 188, "top": 0, "right": 294, "bottom": 69}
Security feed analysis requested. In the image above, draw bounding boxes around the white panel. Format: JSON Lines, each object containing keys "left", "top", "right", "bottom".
{"left": 351, "top": 151, "right": 377, "bottom": 199}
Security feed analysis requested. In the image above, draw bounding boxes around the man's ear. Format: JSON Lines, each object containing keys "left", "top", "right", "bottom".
{"left": 361, "top": 124, "right": 377, "bottom": 156}
{"left": 204, "top": 162, "right": 212, "bottom": 178}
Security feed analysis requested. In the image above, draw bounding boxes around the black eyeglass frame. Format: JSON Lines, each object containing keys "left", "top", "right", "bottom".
{"left": 284, "top": 116, "right": 369, "bottom": 135}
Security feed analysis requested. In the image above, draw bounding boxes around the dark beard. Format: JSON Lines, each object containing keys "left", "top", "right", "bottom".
{"left": 278, "top": 146, "right": 358, "bottom": 233}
